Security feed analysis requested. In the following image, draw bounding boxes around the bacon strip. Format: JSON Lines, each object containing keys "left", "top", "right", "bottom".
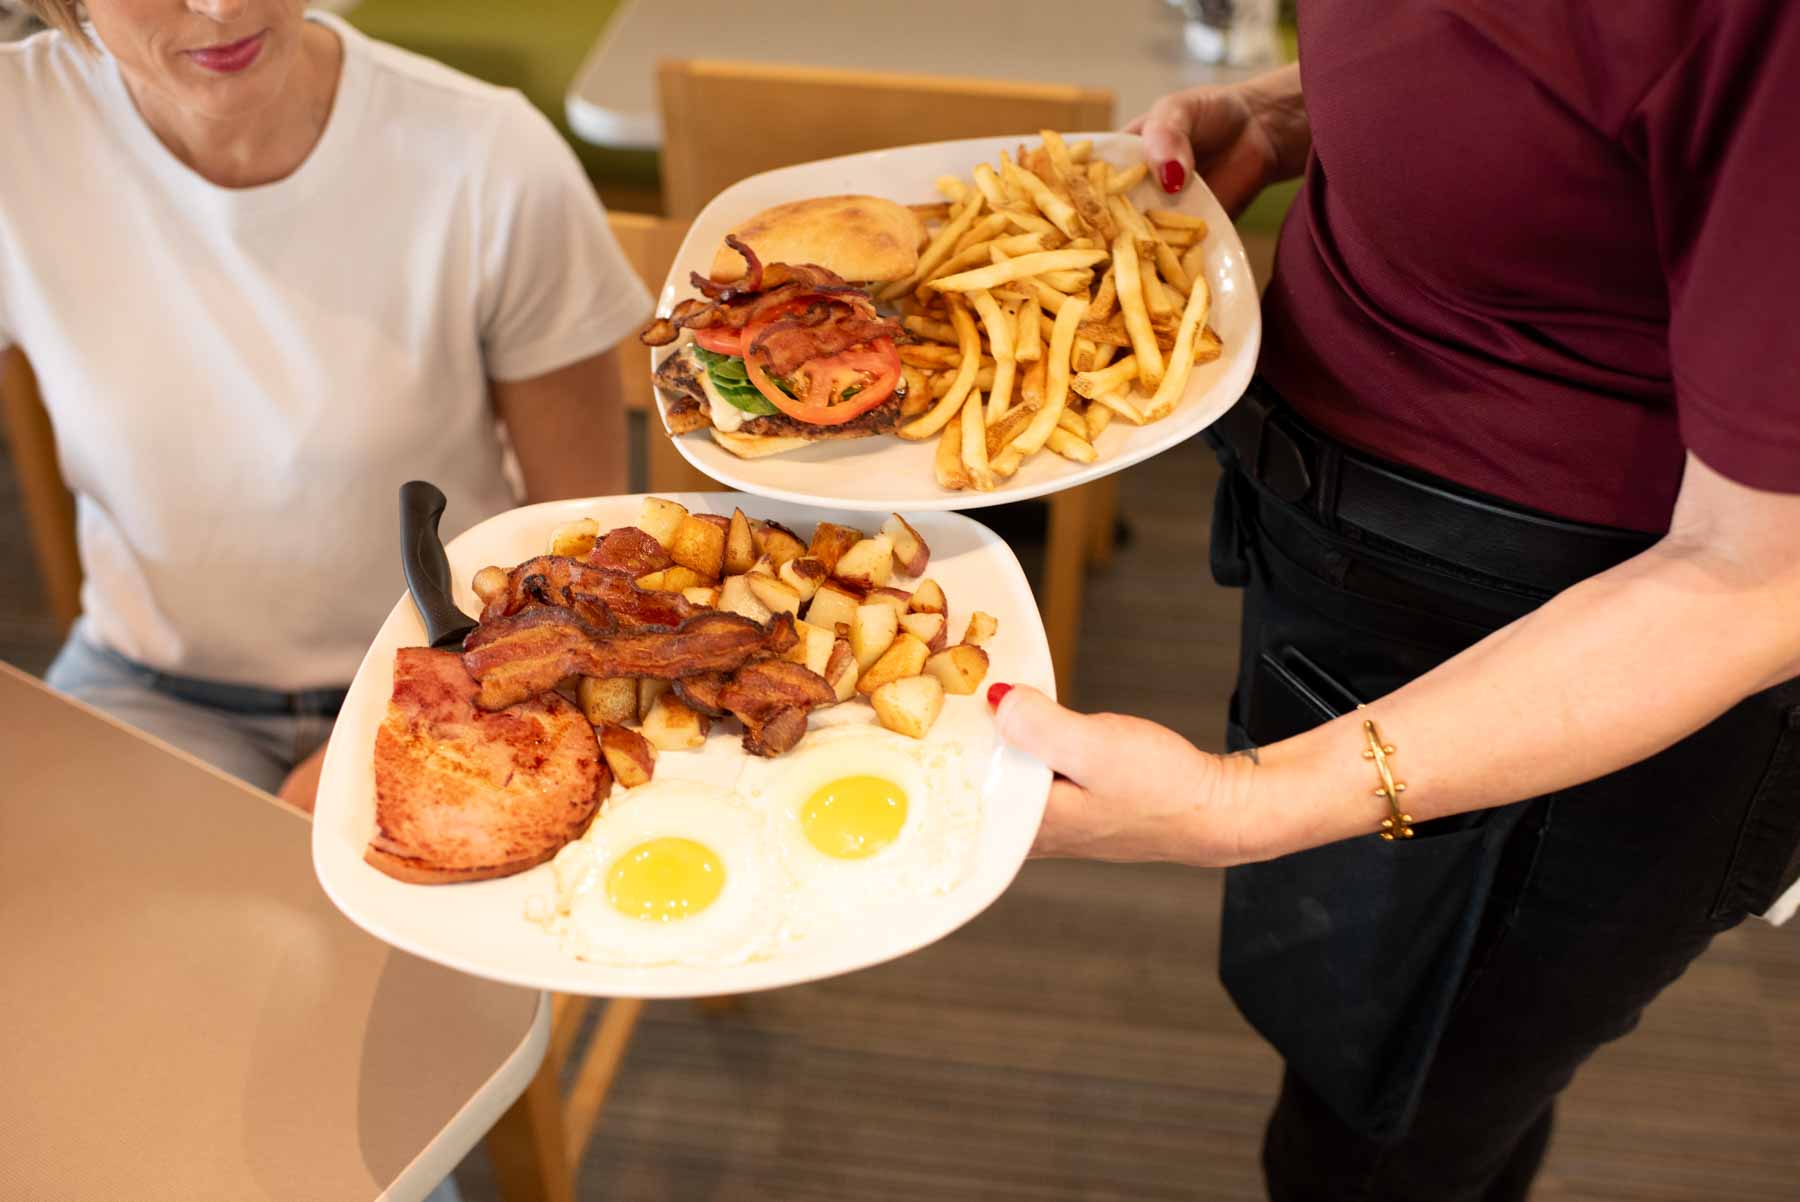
{"left": 480, "top": 555, "right": 699, "bottom": 631}
{"left": 748, "top": 312, "right": 907, "bottom": 377}
{"left": 717, "top": 659, "right": 836, "bottom": 756}
{"left": 639, "top": 267, "right": 878, "bottom": 347}
{"left": 587, "top": 526, "right": 672, "bottom": 577}
{"left": 463, "top": 608, "right": 798, "bottom": 712}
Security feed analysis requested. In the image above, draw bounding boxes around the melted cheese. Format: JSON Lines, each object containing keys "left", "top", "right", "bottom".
{"left": 694, "top": 349, "right": 747, "bottom": 433}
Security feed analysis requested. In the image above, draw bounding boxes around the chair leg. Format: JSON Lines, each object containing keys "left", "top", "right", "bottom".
{"left": 562, "top": 998, "right": 646, "bottom": 1168}
{"left": 1084, "top": 475, "right": 1121, "bottom": 570}
{"left": 486, "top": 1054, "right": 576, "bottom": 1202}
{"left": 1042, "top": 485, "right": 1093, "bottom": 700}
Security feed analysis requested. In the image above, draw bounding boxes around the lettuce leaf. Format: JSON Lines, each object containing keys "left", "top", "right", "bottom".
{"left": 692, "top": 346, "right": 778, "bottom": 416}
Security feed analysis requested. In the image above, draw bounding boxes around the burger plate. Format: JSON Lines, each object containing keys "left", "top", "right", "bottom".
{"left": 650, "top": 132, "right": 1260, "bottom": 512}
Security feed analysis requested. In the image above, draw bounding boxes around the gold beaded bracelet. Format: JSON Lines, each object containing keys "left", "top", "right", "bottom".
{"left": 1358, "top": 710, "right": 1414, "bottom": 840}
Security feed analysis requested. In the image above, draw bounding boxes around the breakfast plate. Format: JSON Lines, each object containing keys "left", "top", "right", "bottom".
{"left": 312, "top": 493, "right": 1055, "bottom": 997}
{"left": 650, "top": 131, "right": 1260, "bottom": 512}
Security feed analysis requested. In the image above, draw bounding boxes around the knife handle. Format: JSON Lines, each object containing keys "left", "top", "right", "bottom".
{"left": 399, "top": 481, "right": 477, "bottom": 649}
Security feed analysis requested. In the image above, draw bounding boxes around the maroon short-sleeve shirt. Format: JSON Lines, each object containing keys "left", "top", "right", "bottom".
{"left": 1260, "top": 1, "right": 1800, "bottom": 532}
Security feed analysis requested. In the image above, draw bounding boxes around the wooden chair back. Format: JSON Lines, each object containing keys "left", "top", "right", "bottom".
{"left": 0, "top": 348, "right": 80, "bottom": 636}
{"left": 605, "top": 210, "right": 719, "bottom": 493}
{"left": 658, "top": 59, "right": 1114, "bottom": 216}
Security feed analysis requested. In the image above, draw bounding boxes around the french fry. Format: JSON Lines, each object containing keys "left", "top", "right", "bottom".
{"left": 909, "top": 201, "right": 952, "bottom": 222}
{"left": 1180, "top": 240, "right": 1208, "bottom": 285}
{"left": 930, "top": 231, "right": 1043, "bottom": 281}
{"left": 899, "top": 294, "right": 982, "bottom": 440}
{"left": 969, "top": 288, "right": 1016, "bottom": 423}
{"left": 1014, "top": 296, "right": 1043, "bottom": 363}
{"left": 1001, "top": 157, "right": 1081, "bottom": 238}
{"left": 1020, "top": 354, "right": 1047, "bottom": 408}
{"left": 1041, "top": 129, "right": 1115, "bottom": 240}
{"left": 1152, "top": 235, "right": 1192, "bottom": 295}
{"left": 959, "top": 387, "right": 996, "bottom": 490}
{"left": 1047, "top": 426, "right": 1098, "bottom": 463}
{"left": 880, "top": 192, "right": 983, "bottom": 300}
{"left": 1073, "top": 354, "right": 1139, "bottom": 398}
{"left": 1157, "top": 225, "right": 1203, "bottom": 248}
{"left": 1013, "top": 295, "right": 1087, "bottom": 457}
{"left": 1091, "top": 391, "right": 1147, "bottom": 425}
{"left": 1141, "top": 274, "right": 1211, "bottom": 422}
{"left": 1068, "top": 139, "right": 1093, "bottom": 163}
{"left": 951, "top": 211, "right": 1010, "bottom": 256}
{"left": 927, "top": 248, "right": 1107, "bottom": 294}
{"left": 1196, "top": 323, "right": 1223, "bottom": 364}
{"left": 935, "top": 175, "right": 969, "bottom": 204}
{"left": 1107, "top": 192, "right": 1155, "bottom": 241}
{"left": 1143, "top": 255, "right": 1174, "bottom": 320}
{"left": 1077, "top": 316, "right": 1135, "bottom": 348}
{"left": 1086, "top": 399, "right": 1115, "bottom": 441}
{"left": 1106, "top": 162, "right": 1149, "bottom": 193}
{"left": 985, "top": 401, "right": 1038, "bottom": 458}
{"left": 1147, "top": 208, "right": 1210, "bottom": 232}
{"left": 903, "top": 314, "right": 960, "bottom": 344}
{"left": 1056, "top": 407, "right": 1087, "bottom": 437}
{"left": 934, "top": 404, "right": 969, "bottom": 490}
{"left": 1089, "top": 266, "right": 1119, "bottom": 322}
{"left": 929, "top": 362, "right": 996, "bottom": 396}
{"left": 1111, "top": 230, "right": 1165, "bottom": 391}
{"left": 997, "top": 207, "right": 1063, "bottom": 245}
{"left": 998, "top": 151, "right": 1030, "bottom": 206}
{"left": 1038, "top": 268, "right": 1094, "bottom": 293}
{"left": 900, "top": 366, "right": 932, "bottom": 418}
{"left": 899, "top": 344, "right": 963, "bottom": 369}
{"left": 971, "top": 162, "right": 1009, "bottom": 210}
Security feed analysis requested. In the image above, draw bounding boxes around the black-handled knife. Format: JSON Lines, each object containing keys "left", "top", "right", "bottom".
{"left": 399, "top": 480, "right": 479, "bottom": 649}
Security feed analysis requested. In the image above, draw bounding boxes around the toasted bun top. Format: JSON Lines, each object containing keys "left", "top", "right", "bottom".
{"left": 709, "top": 195, "right": 924, "bottom": 284}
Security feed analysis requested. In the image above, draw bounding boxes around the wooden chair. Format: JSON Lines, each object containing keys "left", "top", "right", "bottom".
{"left": 1, "top": 348, "right": 79, "bottom": 636}
{"left": 657, "top": 59, "right": 1118, "bottom": 698}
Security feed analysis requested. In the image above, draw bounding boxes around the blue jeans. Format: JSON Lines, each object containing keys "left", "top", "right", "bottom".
{"left": 44, "top": 621, "right": 344, "bottom": 794}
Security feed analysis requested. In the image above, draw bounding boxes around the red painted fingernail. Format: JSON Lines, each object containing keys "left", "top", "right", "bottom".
{"left": 986, "top": 682, "right": 1014, "bottom": 709}
{"left": 1159, "top": 161, "right": 1185, "bottom": 193}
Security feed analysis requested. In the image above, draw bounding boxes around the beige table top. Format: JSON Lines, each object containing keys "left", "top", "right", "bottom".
{"left": 565, "top": 0, "right": 1253, "bottom": 149}
{"left": 0, "top": 664, "right": 548, "bottom": 1202}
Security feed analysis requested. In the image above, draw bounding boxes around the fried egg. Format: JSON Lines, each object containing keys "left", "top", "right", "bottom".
{"left": 531, "top": 779, "right": 778, "bottom": 966}
{"left": 739, "top": 724, "right": 981, "bottom": 939}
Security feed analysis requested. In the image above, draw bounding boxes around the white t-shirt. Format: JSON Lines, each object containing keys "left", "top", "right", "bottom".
{"left": 0, "top": 14, "right": 651, "bottom": 689}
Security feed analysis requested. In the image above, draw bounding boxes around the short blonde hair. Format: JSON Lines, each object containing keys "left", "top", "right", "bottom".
{"left": 20, "top": 1, "right": 89, "bottom": 46}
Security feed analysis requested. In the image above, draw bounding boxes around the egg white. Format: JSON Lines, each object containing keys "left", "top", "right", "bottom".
{"left": 531, "top": 779, "right": 780, "bottom": 967}
{"left": 738, "top": 724, "right": 982, "bottom": 940}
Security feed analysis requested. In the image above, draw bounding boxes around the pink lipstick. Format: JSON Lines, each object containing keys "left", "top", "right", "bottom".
{"left": 185, "top": 30, "right": 266, "bottom": 75}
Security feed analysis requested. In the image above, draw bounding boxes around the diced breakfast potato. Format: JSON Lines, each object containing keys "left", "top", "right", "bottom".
{"left": 577, "top": 676, "right": 637, "bottom": 726}
{"left": 682, "top": 586, "right": 720, "bottom": 608}
{"left": 778, "top": 556, "right": 827, "bottom": 602}
{"left": 637, "top": 678, "right": 671, "bottom": 722}
{"left": 642, "top": 692, "right": 709, "bottom": 751}
{"left": 881, "top": 514, "right": 931, "bottom": 577}
{"left": 745, "top": 555, "right": 776, "bottom": 579}
{"left": 635, "top": 570, "right": 667, "bottom": 590}
{"left": 807, "top": 522, "right": 864, "bottom": 573}
{"left": 549, "top": 518, "right": 599, "bottom": 559}
{"left": 661, "top": 565, "right": 712, "bottom": 593}
{"left": 909, "top": 579, "right": 948, "bottom": 616}
{"left": 636, "top": 497, "right": 688, "bottom": 550}
{"left": 850, "top": 603, "right": 900, "bottom": 672}
{"left": 670, "top": 514, "right": 726, "bottom": 579}
{"left": 857, "top": 632, "right": 931, "bottom": 695}
{"left": 805, "top": 581, "right": 862, "bottom": 634}
{"left": 833, "top": 536, "right": 894, "bottom": 590}
{"left": 870, "top": 675, "right": 944, "bottom": 739}
{"left": 718, "top": 574, "right": 773, "bottom": 623}
{"left": 824, "top": 638, "right": 859, "bottom": 703}
{"left": 783, "top": 620, "right": 836, "bottom": 677}
{"left": 924, "top": 643, "right": 990, "bottom": 695}
{"left": 752, "top": 520, "right": 807, "bottom": 568}
{"left": 725, "top": 508, "right": 757, "bottom": 575}
{"left": 865, "top": 587, "right": 912, "bottom": 619}
{"left": 963, "top": 611, "right": 998, "bottom": 646}
{"left": 599, "top": 723, "right": 657, "bottom": 789}
{"left": 471, "top": 565, "right": 509, "bottom": 605}
{"left": 899, "top": 611, "right": 948, "bottom": 652}
{"left": 747, "top": 573, "right": 802, "bottom": 616}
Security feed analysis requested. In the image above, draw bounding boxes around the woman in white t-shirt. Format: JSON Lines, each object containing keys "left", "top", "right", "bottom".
{"left": 3, "top": 1, "right": 651, "bottom": 806}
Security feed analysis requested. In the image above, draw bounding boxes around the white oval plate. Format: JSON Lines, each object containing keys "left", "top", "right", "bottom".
{"left": 653, "top": 131, "right": 1259, "bottom": 512}
{"left": 312, "top": 493, "right": 1055, "bottom": 998}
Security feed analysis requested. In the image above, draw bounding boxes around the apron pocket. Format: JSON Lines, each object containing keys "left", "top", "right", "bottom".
{"left": 1221, "top": 803, "right": 1523, "bottom": 1143}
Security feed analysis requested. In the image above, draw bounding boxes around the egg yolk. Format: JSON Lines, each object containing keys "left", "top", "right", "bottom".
{"left": 801, "top": 775, "right": 908, "bottom": 860}
{"left": 605, "top": 837, "right": 724, "bottom": 922}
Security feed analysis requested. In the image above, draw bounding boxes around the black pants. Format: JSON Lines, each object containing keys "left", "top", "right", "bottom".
{"left": 1208, "top": 406, "right": 1800, "bottom": 1202}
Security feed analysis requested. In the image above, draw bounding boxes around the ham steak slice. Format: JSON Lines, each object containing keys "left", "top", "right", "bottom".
{"left": 367, "top": 647, "right": 606, "bottom": 884}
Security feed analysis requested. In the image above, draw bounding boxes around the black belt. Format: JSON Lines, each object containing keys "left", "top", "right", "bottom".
{"left": 1210, "top": 382, "right": 1657, "bottom": 595}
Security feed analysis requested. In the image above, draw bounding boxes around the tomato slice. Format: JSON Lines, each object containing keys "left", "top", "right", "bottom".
{"left": 745, "top": 338, "right": 901, "bottom": 426}
{"left": 692, "top": 326, "right": 746, "bottom": 356}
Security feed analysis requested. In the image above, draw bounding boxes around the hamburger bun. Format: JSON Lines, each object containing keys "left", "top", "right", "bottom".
{"left": 710, "top": 195, "right": 924, "bottom": 284}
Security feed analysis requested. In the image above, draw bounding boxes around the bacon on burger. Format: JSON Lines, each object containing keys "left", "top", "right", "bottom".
{"left": 640, "top": 195, "right": 923, "bottom": 459}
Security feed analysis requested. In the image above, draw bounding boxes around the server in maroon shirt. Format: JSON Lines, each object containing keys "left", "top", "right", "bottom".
{"left": 989, "top": 4, "right": 1800, "bottom": 1198}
